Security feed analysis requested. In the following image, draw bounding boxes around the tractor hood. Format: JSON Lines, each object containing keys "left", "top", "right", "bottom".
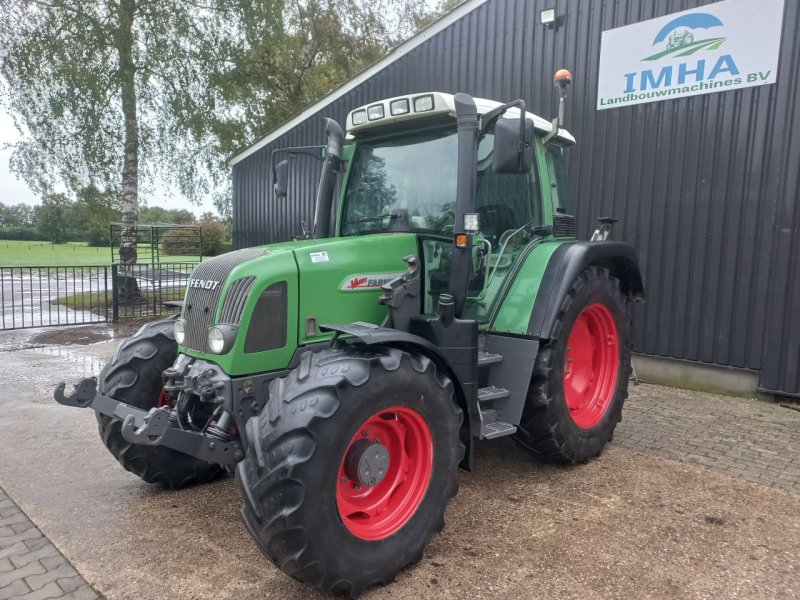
{"left": 178, "top": 233, "right": 418, "bottom": 376}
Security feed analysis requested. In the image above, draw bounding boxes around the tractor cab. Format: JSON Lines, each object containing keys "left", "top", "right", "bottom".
{"left": 274, "top": 89, "right": 578, "bottom": 327}
{"left": 337, "top": 92, "right": 576, "bottom": 321}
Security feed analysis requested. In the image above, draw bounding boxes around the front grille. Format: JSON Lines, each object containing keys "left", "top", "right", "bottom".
{"left": 218, "top": 277, "right": 255, "bottom": 325}
{"left": 553, "top": 214, "right": 577, "bottom": 237}
{"left": 182, "top": 249, "right": 265, "bottom": 351}
{"left": 245, "top": 281, "right": 288, "bottom": 353}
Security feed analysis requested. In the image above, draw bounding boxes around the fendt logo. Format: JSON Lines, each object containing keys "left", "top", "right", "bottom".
{"left": 189, "top": 279, "right": 221, "bottom": 290}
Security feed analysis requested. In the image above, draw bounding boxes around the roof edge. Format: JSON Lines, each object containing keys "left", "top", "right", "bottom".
{"left": 229, "top": 0, "right": 490, "bottom": 167}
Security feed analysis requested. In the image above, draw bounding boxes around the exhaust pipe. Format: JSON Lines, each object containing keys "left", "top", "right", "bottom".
{"left": 313, "top": 118, "right": 345, "bottom": 239}
{"left": 448, "top": 93, "right": 478, "bottom": 317}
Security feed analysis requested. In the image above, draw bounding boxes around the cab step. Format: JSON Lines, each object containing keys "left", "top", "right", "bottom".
{"left": 477, "top": 351, "right": 504, "bottom": 367}
{"left": 481, "top": 420, "right": 517, "bottom": 439}
{"left": 478, "top": 386, "right": 510, "bottom": 404}
{"left": 477, "top": 386, "right": 517, "bottom": 440}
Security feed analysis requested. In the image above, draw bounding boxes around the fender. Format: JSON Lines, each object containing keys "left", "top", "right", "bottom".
{"left": 320, "top": 322, "right": 474, "bottom": 469}
{"left": 527, "top": 241, "right": 645, "bottom": 339}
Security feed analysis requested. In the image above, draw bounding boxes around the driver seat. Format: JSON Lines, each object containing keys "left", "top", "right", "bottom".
{"left": 477, "top": 204, "right": 516, "bottom": 246}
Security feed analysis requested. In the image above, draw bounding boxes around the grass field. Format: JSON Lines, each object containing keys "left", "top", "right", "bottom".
{"left": 0, "top": 240, "right": 200, "bottom": 266}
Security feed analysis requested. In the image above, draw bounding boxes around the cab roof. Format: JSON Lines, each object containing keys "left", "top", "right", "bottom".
{"left": 345, "top": 92, "right": 576, "bottom": 145}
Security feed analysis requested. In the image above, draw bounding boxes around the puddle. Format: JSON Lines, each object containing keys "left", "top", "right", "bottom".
{"left": 29, "top": 327, "right": 116, "bottom": 346}
{"left": 30, "top": 345, "right": 107, "bottom": 375}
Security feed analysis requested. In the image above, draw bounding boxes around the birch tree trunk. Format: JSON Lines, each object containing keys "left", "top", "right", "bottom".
{"left": 115, "top": 0, "right": 140, "bottom": 297}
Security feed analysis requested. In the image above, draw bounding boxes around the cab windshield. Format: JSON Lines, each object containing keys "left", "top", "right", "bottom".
{"left": 340, "top": 126, "right": 541, "bottom": 242}
{"left": 340, "top": 128, "right": 458, "bottom": 236}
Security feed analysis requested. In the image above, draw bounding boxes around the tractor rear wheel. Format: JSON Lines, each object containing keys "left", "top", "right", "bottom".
{"left": 97, "top": 319, "right": 224, "bottom": 488}
{"left": 237, "top": 346, "right": 463, "bottom": 598}
{"left": 513, "top": 266, "right": 631, "bottom": 463}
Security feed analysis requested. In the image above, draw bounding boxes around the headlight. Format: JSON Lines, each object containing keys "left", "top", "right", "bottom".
{"left": 207, "top": 324, "right": 238, "bottom": 354}
{"left": 208, "top": 327, "right": 225, "bottom": 354}
{"left": 367, "top": 104, "right": 385, "bottom": 121}
{"left": 174, "top": 318, "right": 186, "bottom": 345}
{"left": 351, "top": 109, "right": 367, "bottom": 125}
{"left": 413, "top": 94, "right": 434, "bottom": 112}
{"left": 390, "top": 98, "right": 410, "bottom": 115}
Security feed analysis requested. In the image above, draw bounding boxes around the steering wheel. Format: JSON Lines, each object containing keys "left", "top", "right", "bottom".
{"left": 415, "top": 204, "right": 455, "bottom": 233}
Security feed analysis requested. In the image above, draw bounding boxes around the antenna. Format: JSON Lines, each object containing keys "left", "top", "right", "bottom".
{"left": 544, "top": 68, "right": 572, "bottom": 146}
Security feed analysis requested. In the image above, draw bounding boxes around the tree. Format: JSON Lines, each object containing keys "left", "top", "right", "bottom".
{"left": 0, "top": 202, "right": 36, "bottom": 228}
{"left": 0, "top": 0, "right": 226, "bottom": 264}
{"left": 0, "top": 0, "right": 458, "bottom": 253}
{"left": 75, "top": 185, "right": 121, "bottom": 245}
{"left": 139, "top": 206, "right": 195, "bottom": 225}
{"left": 36, "top": 193, "right": 71, "bottom": 243}
{"left": 160, "top": 213, "right": 228, "bottom": 257}
{"left": 211, "top": 0, "right": 437, "bottom": 160}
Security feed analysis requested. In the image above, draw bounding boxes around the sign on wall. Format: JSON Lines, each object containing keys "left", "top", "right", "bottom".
{"left": 597, "top": 0, "right": 785, "bottom": 110}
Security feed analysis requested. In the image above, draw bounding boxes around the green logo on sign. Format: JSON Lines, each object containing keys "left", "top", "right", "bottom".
{"left": 643, "top": 12, "right": 726, "bottom": 61}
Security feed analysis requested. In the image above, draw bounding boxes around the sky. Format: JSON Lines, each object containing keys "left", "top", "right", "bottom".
{"left": 0, "top": 111, "right": 37, "bottom": 206}
{"left": 0, "top": 109, "right": 217, "bottom": 214}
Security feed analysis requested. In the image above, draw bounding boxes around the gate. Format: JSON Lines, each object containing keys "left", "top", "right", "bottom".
{"left": 0, "top": 262, "right": 195, "bottom": 330}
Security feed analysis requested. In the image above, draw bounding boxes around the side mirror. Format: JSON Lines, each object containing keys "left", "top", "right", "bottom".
{"left": 273, "top": 159, "right": 289, "bottom": 198}
{"left": 493, "top": 117, "right": 534, "bottom": 174}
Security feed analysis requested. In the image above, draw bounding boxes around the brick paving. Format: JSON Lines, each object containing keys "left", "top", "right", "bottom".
{"left": 616, "top": 382, "right": 800, "bottom": 493}
{"left": 0, "top": 489, "right": 98, "bottom": 600}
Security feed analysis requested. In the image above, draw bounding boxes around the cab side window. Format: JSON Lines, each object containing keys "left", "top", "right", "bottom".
{"left": 475, "top": 132, "right": 541, "bottom": 247}
{"left": 547, "top": 144, "right": 572, "bottom": 215}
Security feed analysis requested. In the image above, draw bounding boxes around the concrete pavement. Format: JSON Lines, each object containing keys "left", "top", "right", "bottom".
{"left": 0, "top": 324, "right": 797, "bottom": 599}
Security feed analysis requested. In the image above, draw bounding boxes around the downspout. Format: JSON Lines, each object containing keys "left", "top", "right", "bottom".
{"left": 448, "top": 93, "right": 479, "bottom": 316}
{"left": 313, "top": 118, "right": 345, "bottom": 239}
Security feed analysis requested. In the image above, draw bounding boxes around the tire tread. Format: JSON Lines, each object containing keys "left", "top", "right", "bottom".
{"left": 237, "top": 345, "right": 463, "bottom": 598}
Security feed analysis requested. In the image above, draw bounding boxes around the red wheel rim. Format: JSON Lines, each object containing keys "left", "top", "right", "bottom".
{"left": 563, "top": 303, "right": 619, "bottom": 429}
{"left": 157, "top": 388, "right": 172, "bottom": 408}
{"left": 336, "top": 406, "right": 433, "bottom": 541}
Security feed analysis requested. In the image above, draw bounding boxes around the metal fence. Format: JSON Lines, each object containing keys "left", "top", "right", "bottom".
{"left": 110, "top": 224, "right": 202, "bottom": 265}
{"left": 0, "top": 262, "right": 195, "bottom": 330}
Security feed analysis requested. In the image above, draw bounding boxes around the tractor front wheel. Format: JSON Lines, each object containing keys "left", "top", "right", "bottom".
{"left": 237, "top": 346, "right": 463, "bottom": 598}
{"left": 513, "top": 266, "right": 632, "bottom": 463}
{"left": 97, "top": 319, "right": 224, "bottom": 488}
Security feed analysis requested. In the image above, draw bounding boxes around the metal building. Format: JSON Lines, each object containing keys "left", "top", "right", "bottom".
{"left": 230, "top": 0, "right": 799, "bottom": 398}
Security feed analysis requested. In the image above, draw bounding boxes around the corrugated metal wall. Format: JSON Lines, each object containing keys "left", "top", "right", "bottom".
{"left": 232, "top": 0, "right": 800, "bottom": 397}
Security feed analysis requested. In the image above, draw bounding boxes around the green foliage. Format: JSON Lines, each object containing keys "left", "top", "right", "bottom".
{"left": 77, "top": 185, "right": 121, "bottom": 246}
{"left": 198, "top": 215, "right": 230, "bottom": 256}
{"left": 0, "top": 0, "right": 457, "bottom": 232}
{"left": 0, "top": 202, "right": 36, "bottom": 228}
{"left": 160, "top": 227, "right": 200, "bottom": 257}
{"left": 36, "top": 193, "right": 72, "bottom": 243}
{"left": 139, "top": 206, "right": 196, "bottom": 225}
{"left": 160, "top": 215, "right": 229, "bottom": 257}
{"left": 1, "top": 189, "right": 119, "bottom": 245}
{"left": 0, "top": 0, "right": 227, "bottom": 203}
{"left": 0, "top": 226, "right": 46, "bottom": 241}
{"left": 212, "top": 0, "right": 437, "bottom": 160}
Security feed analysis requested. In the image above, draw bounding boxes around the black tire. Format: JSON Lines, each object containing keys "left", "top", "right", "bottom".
{"left": 237, "top": 345, "right": 463, "bottom": 598}
{"left": 97, "top": 319, "right": 223, "bottom": 489}
{"left": 513, "top": 266, "right": 632, "bottom": 463}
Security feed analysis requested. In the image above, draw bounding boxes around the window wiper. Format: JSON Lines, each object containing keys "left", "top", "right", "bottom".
{"left": 342, "top": 213, "right": 401, "bottom": 225}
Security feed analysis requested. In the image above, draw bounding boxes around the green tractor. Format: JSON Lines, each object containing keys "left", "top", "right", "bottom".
{"left": 55, "top": 70, "right": 643, "bottom": 596}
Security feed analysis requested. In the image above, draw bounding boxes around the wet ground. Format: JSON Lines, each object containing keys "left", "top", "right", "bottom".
{"left": 0, "top": 324, "right": 797, "bottom": 599}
